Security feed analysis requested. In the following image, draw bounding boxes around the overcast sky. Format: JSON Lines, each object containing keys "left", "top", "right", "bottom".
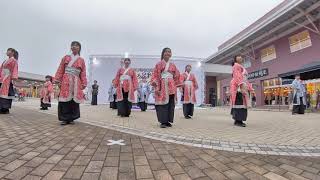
{"left": 0, "top": 0, "right": 283, "bottom": 75}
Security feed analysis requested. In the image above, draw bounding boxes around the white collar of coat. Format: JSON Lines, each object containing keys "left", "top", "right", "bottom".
{"left": 70, "top": 54, "right": 79, "bottom": 60}
{"left": 123, "top": 67, "right": 130, "bottom": 74}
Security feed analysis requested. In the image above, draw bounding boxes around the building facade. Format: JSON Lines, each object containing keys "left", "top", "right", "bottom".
{"left": 15, "top": 71, "right": 60, "bottom": 99}
{"left": 206, "top": 0, "right": 320, "bottom": 109}
{"left": 14, "top": 71, "right": 46, "bottom": 98}
{"left": 220, "top": 27, "right": 320, "bottom": 107}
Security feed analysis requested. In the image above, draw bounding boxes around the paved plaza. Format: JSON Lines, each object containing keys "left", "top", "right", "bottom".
{"left": 15, "top": 99, "right": 320, "bottom": 156}
{"left": 0, "top": 106, "right": 319, "bottom": 180}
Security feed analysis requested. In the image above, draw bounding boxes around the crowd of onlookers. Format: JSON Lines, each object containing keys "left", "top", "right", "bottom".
{"left": 13, "top": 88, "right": 27, "bottom": 101}
{"left": 223, "top": 88, "right": 320, "bottom": 110}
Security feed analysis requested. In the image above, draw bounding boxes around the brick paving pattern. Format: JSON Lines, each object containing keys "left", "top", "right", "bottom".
{"left": 0, "top": 107, "right": 319, "bottom": 179}
{"left": 14, "top": 100, "right": 320, "bottom": 156}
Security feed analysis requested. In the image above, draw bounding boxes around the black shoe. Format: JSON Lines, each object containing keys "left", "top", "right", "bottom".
{"left": 2, "top": 110, "right": 9, "bottom": 114}
{"left": 69, "top": 121, "right": 75, "bottom": 125}
{"left": 235, "top": 122, "right": 246, "bottom": 127}
{"left": 0, "top": 109, "right": 6, "bottom": 114}
{"left": 160, "top": 124, "right": 167, "bottom": 128}
{"left": 60, "top": 121, "right": 68, "bottom": 126}
{"left": 234, "top": 121, "right": 241, "bottom": 126}
{"left": 166, "top": 123, "right": 172, "bottom": 127}
{"left": 185, "top": 116, "right": 191, "bottom": 119}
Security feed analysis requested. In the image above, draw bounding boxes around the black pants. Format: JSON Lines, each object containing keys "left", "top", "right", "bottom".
{"left": 155, "top": 95, "right": 175, "bottom": 124}
{"left": 110, "top": 95, "right": 117, "bottom": 109}
{"left": 231, "top": 92, "right": 247, "bottom": 123}
{"left": 40, "top": 98, "right": 51, "bottom": 110}
{"left": 138, "top": 101, "right": 147, "bottom": 111}
{"left": 0, "top": 98, "right": 12, "bottom": 112}
{"left": 91, "top": 94, "right": 97, "bottom": 105}
{"left": 183, "top": 103, "right": 194, "bottom": 118}
{"left": 0, "top": 83, "right": 14, "bottom": 113}
{"left": 231, "top": 108, "right": 247, "bottom": 123}
{"left": 58, "top": 100, "right": 80, "bottom": 122}
{"left": 293, "top": 97, "right": 305, "bottom": 114}
{"left": 117, "top": 90, "right": 132, "bottom": 117}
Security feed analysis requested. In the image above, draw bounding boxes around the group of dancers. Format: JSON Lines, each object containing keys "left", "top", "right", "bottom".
{"left": 0, "top": 41, "right": 254, "bottom": 128}
{"left": 107, "top": 47, "right": 199, "bottom": 128}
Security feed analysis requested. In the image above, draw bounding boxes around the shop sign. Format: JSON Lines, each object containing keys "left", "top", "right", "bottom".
{"left": 248, "top": 68, "right": 268, "bottom": 80}
{"left": 281, "top": 79, "right": 293, "bottom": 85}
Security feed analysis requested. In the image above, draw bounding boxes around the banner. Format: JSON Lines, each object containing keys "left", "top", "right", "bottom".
{"left": 134, "top": 68, "right": 153, "bottom": 81}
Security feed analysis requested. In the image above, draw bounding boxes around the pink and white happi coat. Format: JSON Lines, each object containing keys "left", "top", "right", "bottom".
{"left": 40, "top": 81, "right": 53, "bottom": 104}
{"left": 230, "top": 63, "right": 254, "bottom": 108}
{"left": 180, "top": 72, "right": 198, "bottom": 104}
{"left": 151, "top": 60, "right": 181, "bottom": 105}
{"left": 0, "top": 57, "right": 18, "bottom": 99}
{"left": 114, "top": 67, "right": 138, "bottom": 102}
{"left": 54, "top": 55, "right": 87, "bottom": 103}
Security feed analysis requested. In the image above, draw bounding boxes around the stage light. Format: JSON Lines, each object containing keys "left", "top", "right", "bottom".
{"left": 197, "top": 61, "right": 202, "bottom": 68}
{"left": 92, "top": 57, "right": 99, "bottom": 65}
{"left": 124, "top": 52, "right": 129, "bottom": 58}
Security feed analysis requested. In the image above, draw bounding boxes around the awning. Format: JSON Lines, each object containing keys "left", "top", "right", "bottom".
{"left": 278, "top": 61, "right": 320, "bottom": 80}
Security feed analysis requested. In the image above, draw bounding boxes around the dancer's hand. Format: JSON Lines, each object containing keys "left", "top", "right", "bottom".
{"left": 240, "top": 84, "right": 247, "bottom": 93}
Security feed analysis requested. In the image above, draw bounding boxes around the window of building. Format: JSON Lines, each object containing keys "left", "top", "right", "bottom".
{"left": 289, "top": 30, "right": 312, "bottom": 53}
{"left": 261, "top": 45, "right": 276, "bottom": 63}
